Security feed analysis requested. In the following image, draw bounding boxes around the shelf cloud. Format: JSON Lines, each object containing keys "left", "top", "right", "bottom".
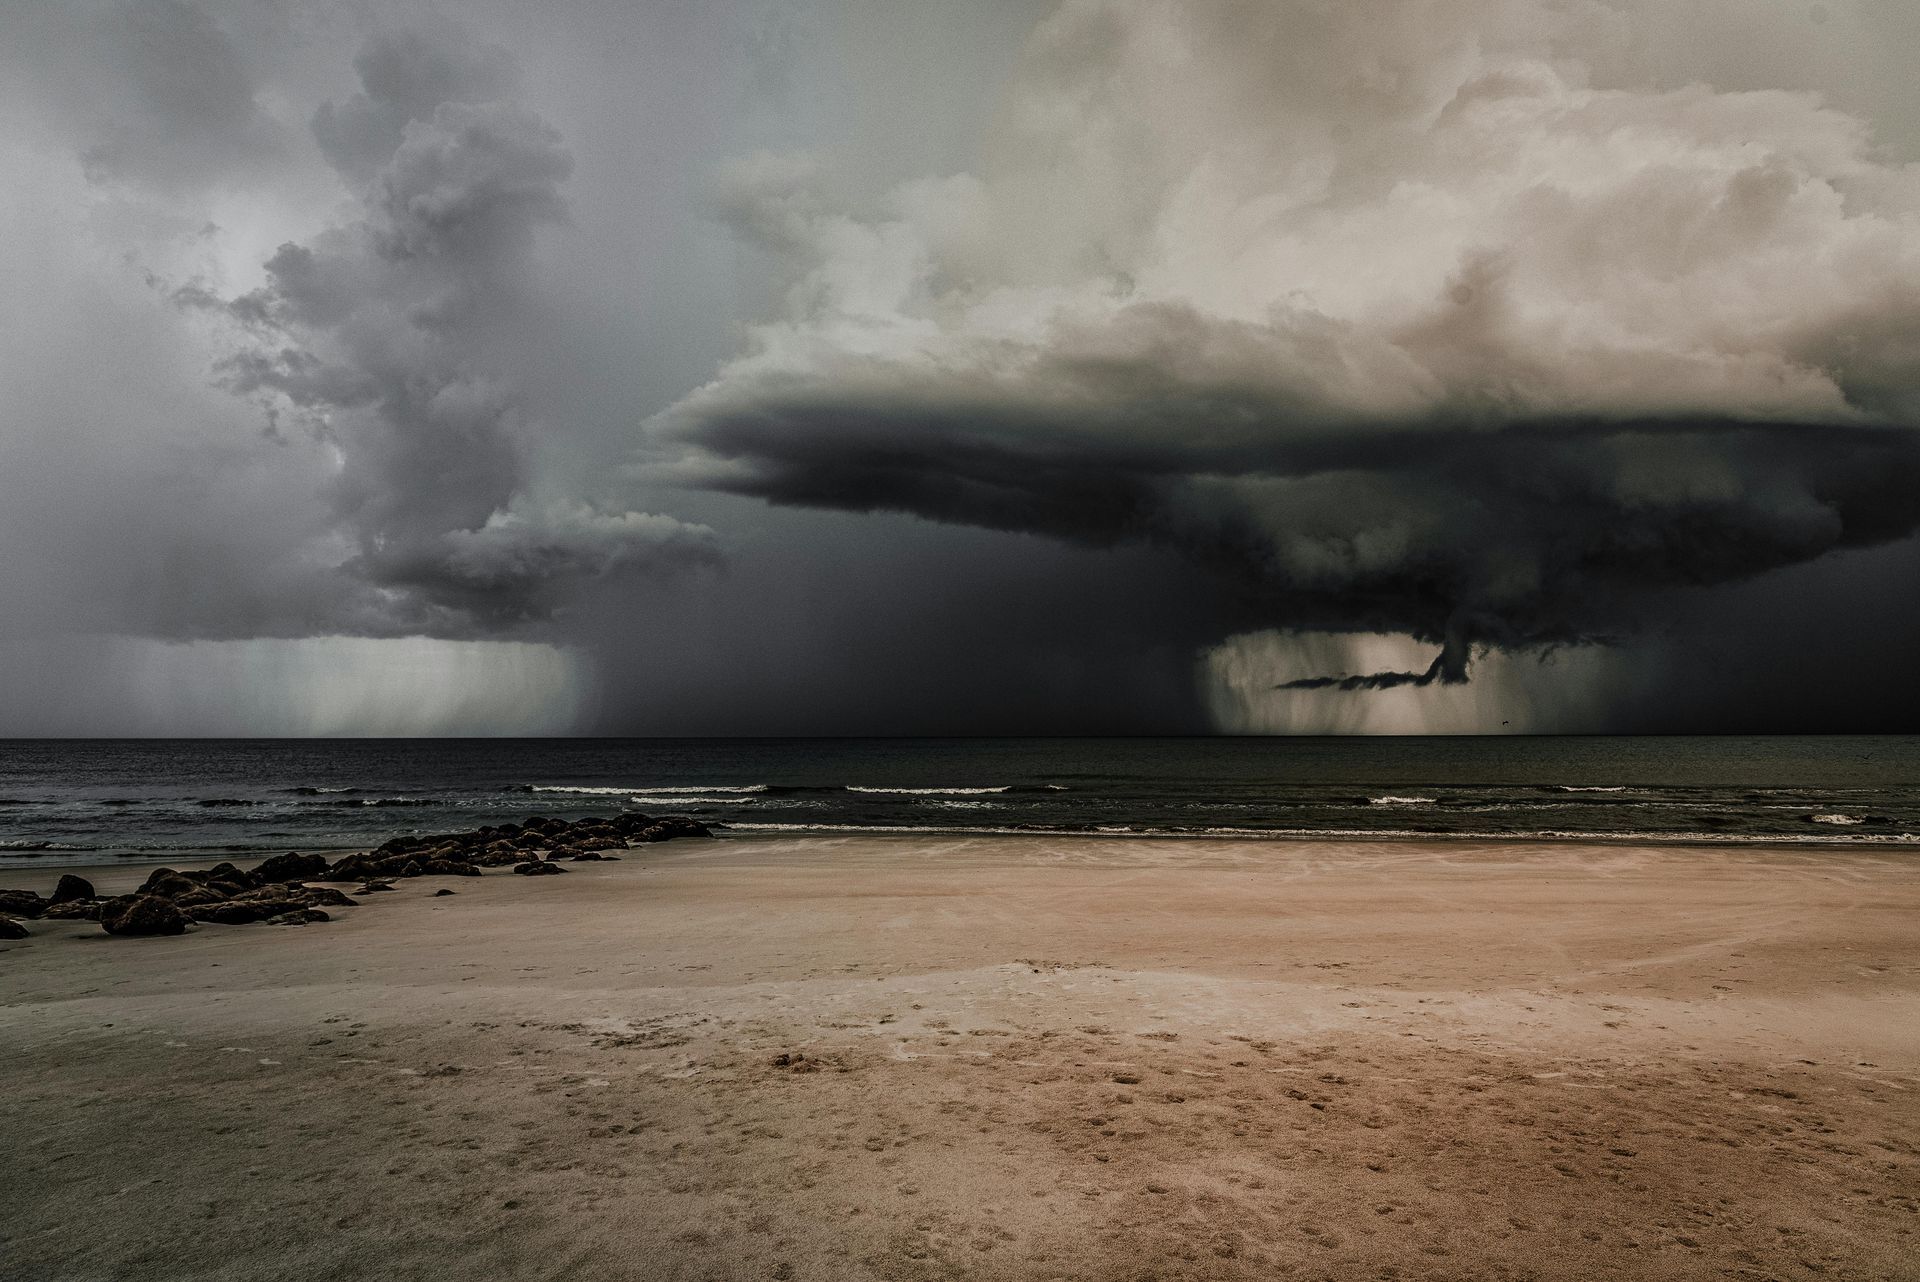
{"left": 661, "top": 0, "right": 1920, "bottom": 686}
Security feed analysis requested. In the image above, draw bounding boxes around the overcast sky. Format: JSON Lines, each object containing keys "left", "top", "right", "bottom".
{"left": 3, "top": 0, "right": 1918, "bottom": 735}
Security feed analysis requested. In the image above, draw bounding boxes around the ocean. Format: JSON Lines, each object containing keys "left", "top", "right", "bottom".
{"left": 1, "top": 736, "right": 1917, "bottom": 868}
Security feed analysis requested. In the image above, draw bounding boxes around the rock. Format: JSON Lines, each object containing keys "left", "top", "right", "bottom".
{"left": 434, "top": 889, "right": 455, "bottom": 897}
{"left": 40, "top": 899, "right": 102, "bottom": 921}
{"left": 139, "top": 869, "right": 198, "bottom": 899}
{"left": 0, "top": 889, "right": 47, "bottom": 919}
{"left": 356, "top": 880, "right": 395, "bottom": 893}
{"left": 326, "top": 854, "right": 375, "bottom": 882}
{"left": 100, "top": 894, "right": 189, "bottom": 936}
{"left": 633, "top": 818, "right": 711, "bottom": 843}
{"left": 569, "top": 851, "right": 607, "bottom": 861}
{"left": 199, "top": 862, "right": 259, "bottom": 893}
{"left": 512, "top": 860, "right": 565, "bottom": 876}
{"left": 253, "top": 850, "right": 331, "bottom": 883}
{"left": 224, "top": 886, "right": 303, "bottom": 906}
{"left": 190, "top": 901, "right": 284, "bottom": 925}
{"left": 300, "top": 886, "right": 358, "bottom": 908}
{"left": 422, "top": 859, "right": 482, "bottom": 878}
{"left": 395, "top": 859, "right": 423, "bottom": 878}
{"left": 266, "top": 909, "right": 329, "bottom": 925}
{"left": 50, "top": 873, "right": 95, "bottom": 904}
{"left": 172, "top": 888, "right": 225, "bottom": 908}
{"left": 0, "top": 916, "right": 28, "bottom": 940}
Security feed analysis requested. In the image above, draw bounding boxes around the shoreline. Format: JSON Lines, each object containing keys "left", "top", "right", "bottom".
{"left": 4, "top": 819, "right": 1917, "bottom": 876}
{"left": 4, "top": 832, "right": 1917, "bottom": 1279}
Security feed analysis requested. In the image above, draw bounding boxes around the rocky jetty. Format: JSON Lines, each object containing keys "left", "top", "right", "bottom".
{"left": 0, "top": 812, "right": 710, "bottom": 942}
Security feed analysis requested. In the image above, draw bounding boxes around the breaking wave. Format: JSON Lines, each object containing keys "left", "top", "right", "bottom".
{"left": 527, "top": 784, "right": 770, "bottom": 795}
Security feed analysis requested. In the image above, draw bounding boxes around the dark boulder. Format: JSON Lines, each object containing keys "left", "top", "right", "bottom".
{"left": 205, "top": 862, "right": 259, "bottom": 889}
{"left": 422, "top": 859, "right": 482, "bottom": 878}
{"left": 100, "top": 894, "right": 189, "bottom": 936}
{"left": 299, "top": 886, "right": 358, "bottom": 908}
{"left": 40, "top": 899, "right": 103, "bottom": 921}
{"left": 325, "top": 854, "right": 375, "bottom": 882}
{"left": 266, "top": 909, "right": 329, "bottom": 926}
{"left": 433, "top": 889, "right": 455, "bottom": 897}
{"left": 253, "top": 851, "right": 331, "bottom": 883}
{"left": 50, "top": 873, "right": 96, "bottom": 905}
{"left": 139, "top": 869, "right": 198, "bottom": 899}
{"left": 356, "top": 879, "right": 395, "bottom": 893}
{"left": 0, "top": 889, "right": 47, "bottom": 919}
{"left": 512, "top": 861, "right": 566, "bottom": 876}
{"left": 190, "top": 900, "right": 284, "bottom": 925}
{"left": 225, "top": 886, "right": 303, "bottom": 905}
{"left": 0, "top": 916, "right": 28, "bottom": 940}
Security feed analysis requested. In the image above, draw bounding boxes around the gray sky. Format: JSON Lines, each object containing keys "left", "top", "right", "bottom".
{"left": 3, "top": 0, "right": 1918, "bottom": 734}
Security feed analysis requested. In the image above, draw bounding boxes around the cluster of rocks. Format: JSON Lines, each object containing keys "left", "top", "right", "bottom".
{"left": 0, "top": 811, "right": 709, "bottom": 940}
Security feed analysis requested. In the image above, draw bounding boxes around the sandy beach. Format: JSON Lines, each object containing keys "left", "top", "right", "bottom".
{"left": 3, "top": 833, "right": 1917, "bottom": 1281}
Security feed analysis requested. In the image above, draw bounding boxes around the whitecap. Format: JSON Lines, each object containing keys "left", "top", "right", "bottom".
{"left": 529, "top": 784, "right": 768, "bottom": 795}
{"left": 845, "top": 785, "right": 1013, "bottom": 795}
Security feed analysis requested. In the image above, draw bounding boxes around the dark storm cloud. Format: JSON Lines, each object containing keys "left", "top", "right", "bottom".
{"left": 182, "top": 22, "right": 718, "bottom": 637}
{"left": 7, "top": 0, "right": 1920, "bottom": 734}
{"left": 672, "top": 365, "right": 1920, "bottom": 677}
{"left": 660, "top": 0, "right": 1920, "bottom": 691}
{"left": 1276, "top": 643, "right": 1470, "bottom": 691}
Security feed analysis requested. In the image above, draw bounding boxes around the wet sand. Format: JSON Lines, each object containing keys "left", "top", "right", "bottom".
{"left": 3, "top": 834, "right": 1917, "bottom": 1281}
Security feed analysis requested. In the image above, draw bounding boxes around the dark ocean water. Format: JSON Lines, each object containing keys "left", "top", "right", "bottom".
{"left": 1, "top": 737, "right": 1917, "bottom": 868}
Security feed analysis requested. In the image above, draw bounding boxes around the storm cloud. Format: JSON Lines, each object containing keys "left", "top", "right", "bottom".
{"left": 179, "top": 22, "right": 718, "bottom": 637}
{"left": 661, "top": 0, "right": 1920, "bottom": 686}
{"left": 3, "top": 0, "right": 1919, "bottom": 732}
